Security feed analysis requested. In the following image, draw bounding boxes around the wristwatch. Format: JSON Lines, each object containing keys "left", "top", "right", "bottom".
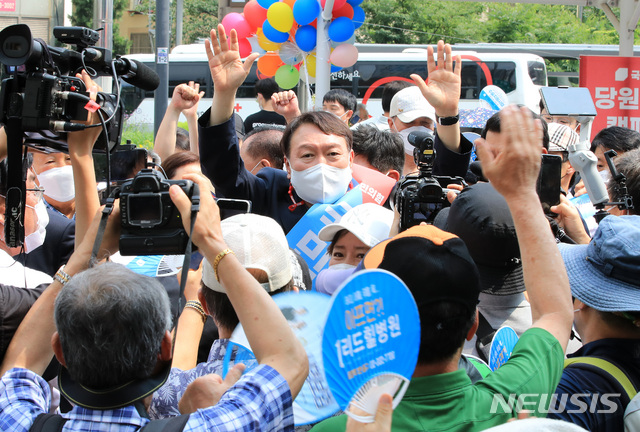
{"left": 437, "top": 114, "right": 459, "bottom": 126}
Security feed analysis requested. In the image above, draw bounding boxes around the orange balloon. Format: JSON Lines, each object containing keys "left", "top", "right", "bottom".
{"left": 282, "top": 0, "right": 296, "bottom": 9}
{"left": 258, "top": 53, "right": 285, "bottom": 76}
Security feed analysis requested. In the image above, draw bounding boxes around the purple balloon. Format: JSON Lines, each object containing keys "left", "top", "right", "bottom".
{"left": 328, "top": 17, "right": 354, "bottom": 43}
{"left": 262, "top": 20, "right": 290, "bottom": 43}
{"left": 295, "top": 25, "right": 317, "bottom": 52}
{"left": 293, "top": 0, "right": 321, "bottom": 26}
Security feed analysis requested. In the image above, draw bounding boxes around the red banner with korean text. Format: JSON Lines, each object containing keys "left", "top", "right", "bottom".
{"left": 580, "top": 55, "right": 640, "bottom": 137}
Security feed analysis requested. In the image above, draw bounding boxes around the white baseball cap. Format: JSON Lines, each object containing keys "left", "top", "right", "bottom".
{"left": 318, "top": 203, "right": 394, "bottom": 248}
{"left": 389, "top": 86, "right": 436, "bottom": 124}
{"left": 202, "top": 213, "right": 292, "bottom": 293}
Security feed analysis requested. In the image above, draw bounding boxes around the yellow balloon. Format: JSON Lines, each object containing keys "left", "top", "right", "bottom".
{"left": 305, "top": 54, "right": 316, "bottom": 78}
{"left": 267, "top": 2, "right": 294, "bottom": 33}
{"left": 257, "top": 28, "right": 282, "bottom": 51}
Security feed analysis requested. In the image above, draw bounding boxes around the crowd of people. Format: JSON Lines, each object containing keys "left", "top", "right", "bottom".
{"left": 0, "top": 24, "right": 639, "bottom": 432}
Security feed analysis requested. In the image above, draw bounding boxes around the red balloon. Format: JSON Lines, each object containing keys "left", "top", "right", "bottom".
{"left": 333, "top": 3, "right": 353, "bottom": 19}
{"left": 238, "top": 38, "right": 252, "bottom": 58}
{"left": 321, "top": 0, "right": 347, "bottom": 12}
{"left": 244, "top": 0, "right": 268, "bottom": 33}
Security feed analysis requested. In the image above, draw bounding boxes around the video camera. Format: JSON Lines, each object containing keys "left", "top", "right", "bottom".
{"left": 540, "top": 86, "right": 633, "bottom": 222}
{"left": 0, "top": 24, "right": 159, "bottom": 248}
{"left": 119, "top": 169, "right": 199, "bottom": 256}
{"left": 392, "top": 130, "right": 466, "bottom": 231}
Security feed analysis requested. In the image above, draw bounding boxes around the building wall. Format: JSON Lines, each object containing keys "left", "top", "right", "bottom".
{"left": 0, "top": 0, "right": 59, "bottom": 44}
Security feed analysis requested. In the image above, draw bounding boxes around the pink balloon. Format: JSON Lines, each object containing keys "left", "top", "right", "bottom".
{"left": 238, "top": 38, "right": 252, "bottom": 58}
{"left": 329, "top": 43, "right": 358, "bottom": 68}
{"left": 221, "top": 13, "right": 252, "bottom": 39}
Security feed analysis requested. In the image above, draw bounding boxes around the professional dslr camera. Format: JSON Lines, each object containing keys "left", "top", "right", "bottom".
{"left": 392, "top": 130, "right": 466, "bottom": 231}
{"left": 119, "top": 169, "right": 198, "bottom": 256}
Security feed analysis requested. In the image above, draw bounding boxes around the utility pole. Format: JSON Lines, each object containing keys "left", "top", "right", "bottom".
{"left": 155, "top": 0, "right": 170, "bottom": 136}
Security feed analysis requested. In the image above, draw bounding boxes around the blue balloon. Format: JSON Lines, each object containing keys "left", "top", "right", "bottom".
{"left": 293, "top": 0, "right": 321, "bottom": 26}
{"left": 328, "top": 17, "right": 354, "bottom": 43}
{"left": 331, "top": 64, "right": 342, "bottom": 73}
{"left": 295, "top": 25, "right": 317, "bottom": 52}
{"left": 352, "top": 6, "right": 365, "bottom": 29}
{"left": 257, "top": 0, "right": 278, "bottom": 8}
{"left": 347, "top": 0, "right": 363, "bottom": 5}
{"left": 262, "top": 20, "right": 290, "bottom": 43}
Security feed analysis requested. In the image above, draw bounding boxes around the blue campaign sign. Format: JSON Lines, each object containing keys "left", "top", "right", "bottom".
{"left": 286, "top": 186, "right": 363, "bottom": 285}
{"left": 489, "top": 326, "right": 519, "bottom": 371}
{"left": 222, "top": 291, "right": 340, "bottom": 426}
{"left": 322, "top": 269, "right": 420, "bottom": 420}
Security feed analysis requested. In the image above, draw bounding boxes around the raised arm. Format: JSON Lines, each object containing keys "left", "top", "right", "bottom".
{"left": 476, "top": 106, "right": 573, "bottom": 350}
{"left": 0, "top": 206, "right": 120, "bottom": 376}
{"left": 205, "top": 25, "right": 259, "bottom": 126}
{"left": 272, "top": 90, "right": 301, "bottom": 124}
{"left": 67, "top": 70, "right": 103, "bottom": 247}
{"left": 154, "top": 82, "right": 203, "bottom": 161}
{"left": 411, "top": 40, "right": 462, "bottom": 153}
{"left": 170, "top": 173, "right": 308, "bottom": 397}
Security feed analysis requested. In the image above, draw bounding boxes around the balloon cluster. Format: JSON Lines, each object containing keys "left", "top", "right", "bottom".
{"left": 221, "top": 0, "right": 364, "bottom": 89}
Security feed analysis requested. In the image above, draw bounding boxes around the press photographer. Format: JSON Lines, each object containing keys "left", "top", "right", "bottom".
{"left": 393, "top": 129, "right": 466, "bottom": 231}
{"left": 0, "top": 23, "right": 159, "bottom": 249}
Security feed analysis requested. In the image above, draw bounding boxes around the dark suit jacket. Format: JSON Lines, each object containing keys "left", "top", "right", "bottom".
{"left": 13, "top": 207, "right": 75, "bottom": 277}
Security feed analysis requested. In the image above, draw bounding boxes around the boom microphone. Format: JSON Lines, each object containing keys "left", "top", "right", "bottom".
{"left": 113, "top": 58, "right": 160, "bottom": 92}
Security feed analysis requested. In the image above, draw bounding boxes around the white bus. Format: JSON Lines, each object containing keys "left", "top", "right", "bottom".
{"left": 121, "top": 46, "right": 546, "bottom": 129}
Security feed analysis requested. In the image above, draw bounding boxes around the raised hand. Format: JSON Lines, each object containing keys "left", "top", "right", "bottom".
{"left": 475, "top": 105, "right": 543, "bottom": 201}
{"left": 205, "top": 24, "right": 259, "bottom": 95}
{"left": 171, "top": 81, "right": 204, "bottom": 115}
{"left": 410, "top": 40, "right": 461, "bottom": 117}
{"left": 272, "top": 90, "right": 301, "bottom": 123}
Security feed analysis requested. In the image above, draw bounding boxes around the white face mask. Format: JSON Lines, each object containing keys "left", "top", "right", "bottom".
{"left": 24, "top": 199, "right": 49, "bottom": 253}
{"left": 35, "top": 165, "right": 75, "bottom": 203}
{"left": 397, "top": 126, "right": 433, "bottom": 156}
{"left": 289, "top": 162, "right": 352, "bottom": 204}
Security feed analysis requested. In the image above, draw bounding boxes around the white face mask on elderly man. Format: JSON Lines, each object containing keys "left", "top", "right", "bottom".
{"left": 23, "top": 198, "right": 49, "bottom": 253}
{"left": 34, "top": 165, "right": 75, "bottom": 203}
{"left": 289, "top": 162, "right": 352, "bottom": 204}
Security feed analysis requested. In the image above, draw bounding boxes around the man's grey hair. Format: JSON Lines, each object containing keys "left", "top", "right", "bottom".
{"left": 54, "top": 262, "right": 172, "bottom": 388}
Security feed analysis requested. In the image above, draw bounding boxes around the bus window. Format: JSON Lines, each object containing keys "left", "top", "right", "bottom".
{"left": 168, "top": 62, "right": 212, "bottom": 97}
{"left": 528, "top": 60, "right": 547, "bottom": 86}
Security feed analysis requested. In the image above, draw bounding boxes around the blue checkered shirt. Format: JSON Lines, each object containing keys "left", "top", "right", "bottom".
{"left": 0, "top": 365, "right": 293, "bottom": 431}
{"left": 150, "top": 339, "right": 236, "bottom": 419}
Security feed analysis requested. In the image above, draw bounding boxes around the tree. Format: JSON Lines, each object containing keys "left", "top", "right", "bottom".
{"left": 70, "top": 0, "right": 130, "bottom": 55}
{"left": 135, "top": 0, "right": 219, "bottom": 48}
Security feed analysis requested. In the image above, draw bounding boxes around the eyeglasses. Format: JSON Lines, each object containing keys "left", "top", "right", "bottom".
{"left": 26, "top": 187, "right": 45, "bottom": 202}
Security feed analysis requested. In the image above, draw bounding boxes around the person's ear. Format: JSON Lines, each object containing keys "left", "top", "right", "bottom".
{"left": 345, "top": 109, "right": 354, "bottom": 121}
{"left": 284, "top": 156, "right": 291, "bottom": 179}
{"left": 52, "top": 332, "right": 66, "bottom": 367}
{"left": 387, "top": 117, "right": 395, "bottom": 130}
{"left": 348, "top": 149, "right": 354, "bottom": 167}
{"left": 159, "top": 330, "right": 172, "bottom": 362}
{"left": 260, "top": 158, "right": 271, "bottom": 168}
{"left": 466, "top": 310, "right": 479, "bottom": 341}
{"left": 542, "top": 148, "right": 548, "bottom": 154}
{"left": 198, "top": 288, "right": 211, "bottom": 317}
{"left": 385, "top": 170, "right": 401, "bottom": 182}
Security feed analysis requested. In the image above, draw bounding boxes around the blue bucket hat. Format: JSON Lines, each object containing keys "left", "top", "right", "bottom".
{"left": 558, "top": 215, "right": 640, "bottom": 312}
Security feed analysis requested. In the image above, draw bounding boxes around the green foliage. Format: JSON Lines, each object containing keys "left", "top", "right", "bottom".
{"left": 70, "top": 0, "right": 130, "bottom": 54}
{"left": 358, "top": 1, "right": 622, "bottom": 47}
{"left": 122, "top": 122, "right": 154, "bottom": 149}
{"left": 135, "top": 0, "right": 218, "bottom": 47}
